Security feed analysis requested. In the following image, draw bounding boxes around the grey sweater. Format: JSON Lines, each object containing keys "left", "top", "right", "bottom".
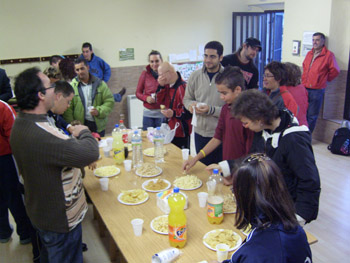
{"left": 183, "top": 66, "right": 225, "bottom": 137}
{"left": 10, "top": 112, "right": 99, "bottom": 233}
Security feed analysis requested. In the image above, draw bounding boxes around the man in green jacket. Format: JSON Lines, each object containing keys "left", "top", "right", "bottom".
{"left": 63, "top": 58, "right": 115, "bottom": 136}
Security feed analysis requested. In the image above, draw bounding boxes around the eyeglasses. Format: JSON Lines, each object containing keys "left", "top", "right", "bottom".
{"left": 45, "top": 84, "right": 56, "bottom": 90}
{"left": 263, "top": 74, "right": 274, "bottom": 79}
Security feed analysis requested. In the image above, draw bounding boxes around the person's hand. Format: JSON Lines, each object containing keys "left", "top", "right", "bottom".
{"left": 146, "top": 96, "right": 156, "bottom": 104}
{"left": 71, "top": 125, "right": 89, "bottom": 137}
{"left": 196, "top": 104, "right": 209, "bottom": 114}
{"left": 161, "top": 109, "right": 173, "bottom": 118}
{"left": 205, "top": 163, "right": 221, "bottom": 174}
{"left": 223, "top": 175, "right": 233, "bottom": 186}
{"left": 90, "top": 108, "right": 99, "bottom": 116}
{"left": 182, "top": 158, "right": 198, "bottom": 172}
{"left": 188, "top": 102, "right": 197, "bottom": 114}
{"left": 88, "top": 162, "right": 97, "bottom": 170}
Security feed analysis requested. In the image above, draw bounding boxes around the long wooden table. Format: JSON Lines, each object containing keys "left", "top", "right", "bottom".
{"left": 83, "top": 135, "right": 317, "bottom": 262}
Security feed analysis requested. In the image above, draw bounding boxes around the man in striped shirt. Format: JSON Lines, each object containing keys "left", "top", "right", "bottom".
{"left": 10, "top": 68, "right": 99, "bottom": 263}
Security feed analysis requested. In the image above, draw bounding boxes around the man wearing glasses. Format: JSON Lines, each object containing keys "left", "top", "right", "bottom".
{"left": 10, "top": 68, "right": 99, "bottom": 263}
{"left": 183, "top": 41, "right": 225, "bottom": 166}
{"left": 221, "top": 37, "right": 261, "bottom": 90}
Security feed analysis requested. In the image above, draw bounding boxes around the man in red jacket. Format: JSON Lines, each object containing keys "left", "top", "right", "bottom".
{"left": 302, "top": 32, "right": 340, "bottom": 133}
{"left": 157, "top": 62, "right": 192, "bottom": 149}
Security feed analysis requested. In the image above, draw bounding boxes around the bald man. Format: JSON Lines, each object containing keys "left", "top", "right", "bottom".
{"left": 156, "top": 62, "right": 192, "bottom": 149}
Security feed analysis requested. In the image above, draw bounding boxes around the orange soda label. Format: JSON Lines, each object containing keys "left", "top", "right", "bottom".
{"left": 168, "top": 225, "right": 187, "bottom": 242}
{"left": 207, "top": 202, "right": 223, "bottom": 219}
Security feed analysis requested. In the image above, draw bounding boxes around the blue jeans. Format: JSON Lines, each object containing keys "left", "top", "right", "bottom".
{"left": 142, "top": 116, "right": 164, "bottom": 131}
{"left": 195, "top": 133, "right": 223, "bottom": 166}
{"left": 113, "top": 93, "right": 122, "bottom": 102}
{"left": 0, "top": 154, "right": 32, "bottom": 241}
{"left": 37, "top": 223, "right": 83, "bottom": 263}
{"left": 306, "top": 88, "right": 325, "bottom": 133}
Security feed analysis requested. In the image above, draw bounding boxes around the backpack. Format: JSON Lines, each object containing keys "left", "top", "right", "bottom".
{"left": 327, "top": 127, "right": 350, "bottom": 156}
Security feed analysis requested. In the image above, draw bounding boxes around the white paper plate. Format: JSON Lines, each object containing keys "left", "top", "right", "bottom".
{"left": 94, "top": 166, "right": 120, "bottom": 178}
{"left": 117, "top": 191, "right": 149, "bottom": 206}
{"left": 150, "top": 215, "right": 168, "bottom": 235}
{"left": 240, "top": 225, "right": 253, "bottom": 236}
{"left": 142, "top": 179, "right": 171, "bottom": 192}
{"left": 135, "top": 166, "right": 162, "bottom": 178}
{"left": 173, "top": 179, "right": 202, "bottom": 191}
{"left": 203, "top": 229, "right": 242, "bottom": 252}
{"left": 143, "top": 147, "right": 167, "bottom": 157}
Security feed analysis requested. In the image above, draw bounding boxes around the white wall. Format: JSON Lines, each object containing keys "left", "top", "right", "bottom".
{"left": 0, "top": 0, "right": 251, "bottom": 76}
{"left": 283, "top": 0, "right": 349, "bottom": 70}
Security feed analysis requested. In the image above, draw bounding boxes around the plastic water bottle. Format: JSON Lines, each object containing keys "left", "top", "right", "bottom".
{"left": 119, "top": 120, "right": 128, "bottom": 143}
{"left": 131, "top": 130, "right": 143, "bottom": 169}
{"left": 154, "top": 127, "right": 165, "bottom": 163}
{"left": 206, "top": 169, "right": 224, "bottom": 224}
{"left": 168, "top": 187, "right": 187, "bottom": 248}
{"left": 112, "top": 124, "right": 125, "bottom": 164}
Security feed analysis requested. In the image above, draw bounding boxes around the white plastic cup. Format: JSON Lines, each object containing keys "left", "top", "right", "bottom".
{"left": 106, "top": 138, "right": 113, "bottom": 148}
{"left": 181, "top": 148, "right": 189, "bottom": 161}
{"left": 103, "top": 146, "right": 110, "bottom": 157}
{"left": 99, "top": 178, "right": 109, "bottom": 191}
{"left": 197, "top": 192, "right": 208, "bottom": 208}
{"left": 196, "top": 102, "right": 207, "bottom": 108}
{"left": 123, "top": 160, "right": 132, "bottom": 172}
{"left": 131, "top": 218, "right": 144, "bottom": 236}
{"left": 216, "top": 243, "right": 229, "bottom": 261}
{"left": 88, "top": 106, "right": 95, "bottom": 112}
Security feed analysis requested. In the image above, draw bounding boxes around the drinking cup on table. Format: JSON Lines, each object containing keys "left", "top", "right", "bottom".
{"left": 197, "top": 192, "right": 208, "bottom": 208}
{"left": 103, "top": 146, "right": 110, "bottom": 157}
{"left": 216, "top": 243, "right": 229, "bottom": 261}
{"left": 99, "top": 178, "right": 109, "bottom": 191}
{"left": 123, "top": 160, "right": 132, "bottom": 172}
{"left": 106, "top": 138, "right": 113, "bottom": 148}
{"left": 181, "top": 148, "right": 189, "bottom": 161}
{"left": 131, "top": 218, "right": 144, "bottom": 236}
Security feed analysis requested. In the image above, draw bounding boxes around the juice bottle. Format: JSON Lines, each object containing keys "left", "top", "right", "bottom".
{"left": 112, "top": 124, "right": 125, "bottom": 164}
{"left": 168, "top": 188, "right": 187, "bottom": 248}
{"left": 154, "top": 127, "right": 165, "bottom": 163}
{"left": 207, "top": 169, "right": 224, "bottom": 224}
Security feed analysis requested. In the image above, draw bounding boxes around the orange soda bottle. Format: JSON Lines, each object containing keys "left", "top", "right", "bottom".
{"left": 168, "top": 187, "right": 187, "bottom": 248}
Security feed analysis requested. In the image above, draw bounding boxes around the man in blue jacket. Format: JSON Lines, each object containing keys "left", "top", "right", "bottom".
{"left": 80, "top": 42, "right": 125, "bottom": 102}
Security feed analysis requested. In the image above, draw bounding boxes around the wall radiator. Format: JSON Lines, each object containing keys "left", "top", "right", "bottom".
{"left": 127, "top": 94, "right": 143, "bottom": 129}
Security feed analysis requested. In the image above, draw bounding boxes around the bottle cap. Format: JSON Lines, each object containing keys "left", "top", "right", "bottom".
{"left": 173, "top": 187, "right": 180, "bottom": 193}
{"left": 120, "top": 120, "right": 124, "bottom": 123}
{"left": 115, "top": 124, "right": 119, "bottom": 128}
{"left": 156, "top": 127, "right": 160, "bottom": 130}
{"left": 134, "top": 130, "right": 138, "bottom": 134}
{"left": 213, "top": 169, "right": 219, "bottom": 174}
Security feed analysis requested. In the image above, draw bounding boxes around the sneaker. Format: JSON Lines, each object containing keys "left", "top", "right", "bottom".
{"left": 20, "top": 237, "right": 32, "bottom": 245}
{"left": 0, "top": 236, "right": 11, "bottom": 243}
{"left": 118, "top": 87, "right": 126, "bottom": 97}
{"left": 82, "top": 242, "right": 88, "bottom": 252}
{"left": 0, "top": 224, "right": 13, "bottom": 243}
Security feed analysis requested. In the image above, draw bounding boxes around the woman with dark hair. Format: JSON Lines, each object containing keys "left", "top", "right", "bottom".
{"left": 213, "top": 89, "right": 320, "bottom": 224}
{"left": 262, "top": 61, "right": 298, "bottom": 116}
{"left": 221, "top": 153, "right": 312, "bottom": 263}
{"left": 136, "top": 50, "right": 165, "bottom": 130}
{"left": 59, "top": 58, "right": 77, "bottom": 82}
{"left": 282, "top": 62, "right": 309, "bottom": 126}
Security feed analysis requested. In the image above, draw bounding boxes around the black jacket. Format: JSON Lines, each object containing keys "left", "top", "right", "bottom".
{"left": 228, "top": 110, "right": 320, "bottom": 222}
